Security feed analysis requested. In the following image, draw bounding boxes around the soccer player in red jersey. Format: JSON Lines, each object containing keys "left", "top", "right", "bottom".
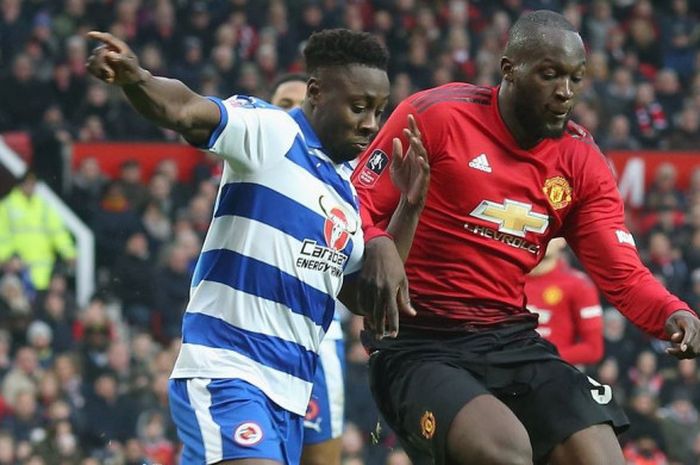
{"left": 525, "top": 238, "right": 604, "bottom": 366}
{"left": 350, "top": 10, "right": 700, "bottom": 465}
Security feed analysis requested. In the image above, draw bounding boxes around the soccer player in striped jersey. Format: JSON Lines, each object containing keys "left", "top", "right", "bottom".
{"left": 270, "top": 73, "right": 346, "bottom": 465}
{"left": 86, "top": 29, "right": 428, "bottom": 465}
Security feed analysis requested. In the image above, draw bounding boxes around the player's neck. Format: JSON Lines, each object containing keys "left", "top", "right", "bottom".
{"left": 497, "top": 84, "right": 541, "bottom": 150}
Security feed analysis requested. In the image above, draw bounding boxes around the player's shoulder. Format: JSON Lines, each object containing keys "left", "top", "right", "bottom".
{"left": 223, "top": 95, "right": 281, "bottom": 111}
{"left": 222, "top": 94, "right": 299, "bottom": 131}
{"left": 560, "top": 120, "right": 606, "bottom": 159}
{"left": 559, "top": 120, "right": 613, "bottom": 170}
{"left": 406, "top": 82, "right": 495, "bottom": 114}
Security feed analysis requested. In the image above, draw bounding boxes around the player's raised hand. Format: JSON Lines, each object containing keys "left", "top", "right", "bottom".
{"left": 390, "top": 114, "right": 430, "bottom": 209}
{"left": 665, "top": 311, "right": 700, "bottom": 359}
{"left": 86, "top": 31, "right": 147, "bottom": 86}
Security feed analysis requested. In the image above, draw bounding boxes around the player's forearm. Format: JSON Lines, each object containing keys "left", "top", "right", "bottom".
{"left": 386, "top": 195, "right": 423, "bottom": 262}
{"left": 338, "top": 277, "right": 361, "bottom": 315}
{"left": 122, "top": 70, "right": 217, "bottom": 139}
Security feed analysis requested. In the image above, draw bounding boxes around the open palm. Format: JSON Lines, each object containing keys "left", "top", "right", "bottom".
{"left": 390, "top": 114, "right": 430, "bottom": 208}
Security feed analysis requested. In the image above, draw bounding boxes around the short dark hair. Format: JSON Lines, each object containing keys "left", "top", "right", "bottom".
{"left": 505, "top": 10, "right": 578, "bottom": 58}
{"left": 303, "top": 29, "right": 388, "bottom": 74}
{"left": 271, "top": 73, "right": 308, "bottom": 94}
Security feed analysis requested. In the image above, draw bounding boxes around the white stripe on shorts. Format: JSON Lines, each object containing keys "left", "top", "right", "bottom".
{"left": 187, "top": 378, "right": 223, "bottom": 464}
{"left": 319, "top": 338, "right": 344, "bottom": 438}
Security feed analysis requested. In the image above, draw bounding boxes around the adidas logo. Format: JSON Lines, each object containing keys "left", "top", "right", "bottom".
{"left": 468, "top": 153, "right": 492, "bottom": 173}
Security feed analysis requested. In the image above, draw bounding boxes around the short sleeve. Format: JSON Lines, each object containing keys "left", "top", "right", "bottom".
{"left": 203, "top": 95, "right": 300, "bottom": 173}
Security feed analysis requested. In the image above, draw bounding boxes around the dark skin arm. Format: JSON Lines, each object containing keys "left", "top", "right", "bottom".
{"left": 340, "top": 115, "right": 429, "bottom": 339}
{"left": 85, "top": 31, "right": 218, "bottom": 146}
{"left": 665, "top": 310, "right": 700, "bottom": 359}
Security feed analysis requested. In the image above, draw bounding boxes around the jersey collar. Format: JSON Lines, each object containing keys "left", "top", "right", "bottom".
{"left": 289, "top": 107, "right": 323, "bottom": 150}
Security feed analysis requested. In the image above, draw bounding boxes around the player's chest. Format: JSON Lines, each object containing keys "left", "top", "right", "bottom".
{"left": 429, "top": 143, "right": 575, "bottom": 244}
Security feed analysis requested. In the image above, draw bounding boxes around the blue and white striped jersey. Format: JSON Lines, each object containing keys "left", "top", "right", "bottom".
{"left": 170, "top": 96, "right": 364, "bottom": 416}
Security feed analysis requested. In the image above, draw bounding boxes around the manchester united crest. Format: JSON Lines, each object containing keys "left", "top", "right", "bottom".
{"left": 543, "top": 285, "right": 563, "bottom": 306}
{"left": 543, "top": 176, "right": 572, "bottom": 210}
{"left": 420, "top": 411, "right": 436, "bottom": 440}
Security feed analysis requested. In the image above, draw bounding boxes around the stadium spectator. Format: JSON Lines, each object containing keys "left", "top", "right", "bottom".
{"left": 600, "top": 114, "right": 642, "bottom": 150}
{"left": 152, "top": 243, "right": 191, "bottom": 343}
{"left": 31, "top": 104, "right": 73, "bottom": 194}
{"left": 0, "top": 53, "right": 50, "bottom": 132}
{"left": 81, "top": 370, "right": 137, "bottom": 451}
{"left": 114, "top": 159, "right": 148, "bottom": 212}
{"left": 623, "top": 388, "right": 667, "bottom": 459}
{"left": 35, "top": 289, "right": 74, "bottom": 355}
{"left": 633, "top": 82, "right": 670, "bottom": 148}
{"left": 26, "top": 320, "right": 53, "bottom": 370}
{"left": 2, "top": 345, "right": 42, "bottom": 405}
{"left": 627, "top": 350, "right": 666, "bottom": 398}
{"left": 92, "top": 181, "right": 142, "bottom": 270}
{"left": 645, "top": 162, "right": 687, "bottom": 213}
{"left": 111, "top": 231, "right": 155, "bottom": 330}
{"left": 645, "top": 231, "right": 689, "bottom": 297}
{"left": 668, "top": 106, "right": 700, "bottom": 150}
{"left": 0, "top": 171, "right": 76, "bottom": 291}
{"left": 654, "top": 69, "right": 685, "bottom": 124}
{"left": 658, "top": 387, "right": 700, "bottom": 465}
{"left": 68, "top": 156, "right": 106, "bottom": 224}
{"left": 584, "top": 0, "right": 619, "bottom": 53}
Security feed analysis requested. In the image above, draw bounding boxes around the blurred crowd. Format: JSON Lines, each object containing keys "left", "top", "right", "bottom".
{"left": 2, "top": 0, "right": 700, "bottom": 464}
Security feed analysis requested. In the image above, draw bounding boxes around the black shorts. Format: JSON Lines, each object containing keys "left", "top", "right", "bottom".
{"left": 366, "top": 322, "right": 629, "bottom": 465}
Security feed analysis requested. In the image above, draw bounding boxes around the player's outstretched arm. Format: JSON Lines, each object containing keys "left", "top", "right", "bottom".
{"left": 86, "top": 31, "right": 219, "bottom": 146}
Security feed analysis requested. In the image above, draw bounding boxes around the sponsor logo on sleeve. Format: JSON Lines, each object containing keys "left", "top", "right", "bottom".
{"left": 615, "top": 230, "right": 636, "bottom": 247}
{"left": 357, "top": 149, "right": 389, "bottom": 186}
{"left": 228, "top": 96, "right": 256, "bottom": 108}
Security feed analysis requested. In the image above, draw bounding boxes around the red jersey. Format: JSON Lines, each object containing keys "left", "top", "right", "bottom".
{"left": 525, "top": 260, "right": 603, "bottom": 365}
{"left": 352, "top": 83, "right": 690, "bottom": 339}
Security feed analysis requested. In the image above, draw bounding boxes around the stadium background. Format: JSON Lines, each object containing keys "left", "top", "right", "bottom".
{"left": 1, "top": 0, "right": 700, "bottom": 464}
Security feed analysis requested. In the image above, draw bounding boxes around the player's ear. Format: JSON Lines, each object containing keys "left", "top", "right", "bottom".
{"left": 501, "top": 56, "right": 514, "bottom": 82}
{"left": 306, "top": 76, "right": 320, "bottom": 108}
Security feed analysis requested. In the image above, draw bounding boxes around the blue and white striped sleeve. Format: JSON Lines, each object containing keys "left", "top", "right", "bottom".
{"left": 201, "top": 95, "right": 299, "bottom": 173}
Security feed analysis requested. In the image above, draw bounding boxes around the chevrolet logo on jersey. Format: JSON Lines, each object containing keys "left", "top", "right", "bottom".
{"left": 470, "top": 199, "right": 549, "bottom": 238}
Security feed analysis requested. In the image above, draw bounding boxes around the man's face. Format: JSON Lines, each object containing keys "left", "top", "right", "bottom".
{"left": 308, "top": 64, "right": 390, "bottom": 163}
{"left": 509, "top": 29, "right": 586, "bottom": 139}
{"left": 271, "top": 80, "right": 307, "bottom": 110}
{"left": 20, "top": 177, "right": 36, "bottom": 196}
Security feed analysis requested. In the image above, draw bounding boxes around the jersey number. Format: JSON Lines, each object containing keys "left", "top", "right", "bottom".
{"left": 587, "top": 376, "right": 612, "bottom": 405}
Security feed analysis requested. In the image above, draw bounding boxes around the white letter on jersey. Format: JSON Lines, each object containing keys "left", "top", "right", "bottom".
{"left": 615, "top": 230, "right": 636, "bottom": 247}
